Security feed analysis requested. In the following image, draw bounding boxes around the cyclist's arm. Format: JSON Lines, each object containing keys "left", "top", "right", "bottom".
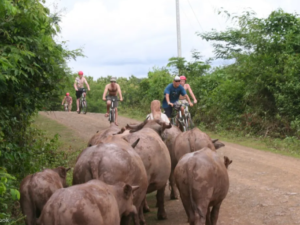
{"left": 102, "top": 85, "right": 108, "bottom": 100}
{"left": 164, "top": 84, "right": 172, "bottom": 106}
{"left": 117, "top": 84, "right": 123, "bottom": 101}
{"left": 74, "top": 82, "right": 78, "bottom": 91}
{"left": 186, "top": 84, "right": 197, "bottom": 102}
{"left": 184, "top": 94, "right": 193, "bottom": 106}
{"left": 84, "top": 78, "right": 90, "bottom": 91}
{"left": 185, "top": 94, "right": 191, "bottom": 103}
{"left": 165, "top": 94, "right": 172, "bottom": 106}
{"left": 62, "top": 97, "right": 66, "bottom": 105}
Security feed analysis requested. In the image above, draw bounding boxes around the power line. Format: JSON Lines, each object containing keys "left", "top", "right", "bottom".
{"left": 187, "top": 0, "right": 204, "bottom": 32}
{"left": 181, "top": 2, "right": 195, "bottom": 30}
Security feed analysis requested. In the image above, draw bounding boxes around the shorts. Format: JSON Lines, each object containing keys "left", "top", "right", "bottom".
{"left": 106, "top": 95, "right": 118, "bottom": 108}
{"left": 176, "top": 99, "right": 189, "bottom": 112}
{"left": 163, "top": 105, "right": 173, "bottom": 118}
{"left": 76, "top": 88, "right": 86, "bottom": 99}
{"left": 64, "top": 103, "right": 72, "bottom": 110}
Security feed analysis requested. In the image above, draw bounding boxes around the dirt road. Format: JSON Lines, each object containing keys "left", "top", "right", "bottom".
{"left": 40, "top": 111, "right": 300, "bottom": 225}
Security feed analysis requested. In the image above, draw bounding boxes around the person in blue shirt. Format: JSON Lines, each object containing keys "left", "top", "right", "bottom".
{"left": 163, "top": 76, "right": 193, "bottom": 119}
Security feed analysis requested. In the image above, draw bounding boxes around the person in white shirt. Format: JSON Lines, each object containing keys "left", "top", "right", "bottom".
{"left": 146, "top": 100, "right": 170, "bottom": 125}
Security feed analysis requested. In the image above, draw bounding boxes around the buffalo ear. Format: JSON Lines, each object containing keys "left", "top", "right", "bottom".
{"left": 224, "top": 156, "right": 233, "bottom": 168}
{"left": 131, "top": 138, "right": 140, "bottom": 149}
{"left": 115, "top": 127, "right": 126, "bottom": 135}
{"left": 123, "top": 184, "right": 133, "bottom": 200}
{"left": 57, "top": 167, "right": 67, "bottom": 178}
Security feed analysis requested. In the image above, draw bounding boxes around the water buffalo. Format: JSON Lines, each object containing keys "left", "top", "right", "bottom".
{"left": 20, "top": 166, "right": 70, "bottom": 225}
{"left": 88, "top": 123, "right": 120, "bottom": 147}
{"left": 37, "top": 180, "right": 139, "bottom": 225}
{"left": 120, "top": 119, "right": 172, "bottom": 220}
{"left": 168, "top": 128, "right": 225, "bottom": 199}
{"left": 73, "top": 135, "right": 148, "bottom": 225}
{"left": 174, "top": 148, "right": 232, "bottom": 225}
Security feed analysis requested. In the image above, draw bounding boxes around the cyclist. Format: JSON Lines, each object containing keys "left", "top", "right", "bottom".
{"left": 61, "top": 93, "right": 73, "bottom": 112}
{"left": 179, "top": 75, "right": 197, "bottom": 104}
{"left": 162, "top": 76, "right": 193, "bottom": 121}
{"left": 102, "top": 77, "right": 123, "bottom": 126}
{"left": 176, "top": 75, "right": 197, "bottom": 115}
{"left": 74, "top": 71, "right": 90, "bottom": 113}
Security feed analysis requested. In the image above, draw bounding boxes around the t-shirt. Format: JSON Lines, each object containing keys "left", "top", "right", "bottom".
{"left": 162, "top": 83, "right": 186, "bottom": 108}
{"left": 146, "top": 113, "right": 170, "bottom": 125}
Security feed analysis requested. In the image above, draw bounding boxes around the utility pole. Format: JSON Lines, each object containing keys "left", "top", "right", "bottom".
{"left": 176, "top": 0, "right": 182, "bottom": 58}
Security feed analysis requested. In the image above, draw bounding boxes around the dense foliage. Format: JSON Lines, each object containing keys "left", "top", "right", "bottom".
{"left": 197, "top": 9, "right": 300, "bottom": 137}
{"left": 0, "top": 0, "right": 82, "bottom": 221}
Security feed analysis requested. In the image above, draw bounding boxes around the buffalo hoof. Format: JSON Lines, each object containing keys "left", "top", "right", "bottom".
{"left": 170, "top": 194, "right": 179, "bottom": 200}
{"left": 143, "top": 206, "right": 150, "bottom": 213}
{"left": 139, "top": 219, "right": 146, "bottom": 225}
{"left": 157, "top": 211, "right": 167, "bottom": 220}
{"left": 170, "top": 191, "right": 179, "bottom": 200}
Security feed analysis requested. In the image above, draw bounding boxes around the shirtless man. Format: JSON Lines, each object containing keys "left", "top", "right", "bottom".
{"left": 102, "top": 77, "right": 123, "bottom": 125}
{"left": 74, "top": 71, "right": 91, "bottom": 113}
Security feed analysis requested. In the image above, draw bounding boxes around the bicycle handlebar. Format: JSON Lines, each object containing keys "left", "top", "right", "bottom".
{"left": 104, "top": 98, "right": 121, "bottom": 101}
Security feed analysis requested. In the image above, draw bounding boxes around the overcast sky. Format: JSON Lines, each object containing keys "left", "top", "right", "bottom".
{"left": 46, "top": 0, "right": 300, "bottom": 79}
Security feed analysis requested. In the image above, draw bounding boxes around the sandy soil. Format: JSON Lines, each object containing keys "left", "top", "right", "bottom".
{"left": 40, "top": 111, "right": 300, "bottom": 225}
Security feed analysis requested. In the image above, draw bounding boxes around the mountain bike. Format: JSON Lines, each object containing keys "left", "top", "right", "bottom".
{"left": 105, "top": 97, "right": 120, "bottom": 123}
{"left": 78, "top": 88, "right": 87, "bottom": 114}
{"left": 171, "top": 102, "right": 194, "bottom": 132}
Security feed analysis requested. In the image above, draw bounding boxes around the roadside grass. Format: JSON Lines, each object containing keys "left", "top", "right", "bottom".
{"left": 33, "top": 114, "right": 87, "bottom": 184}
{"left": 201, "top": 127, "right": 300, "bottom": 158}
{"left": 120, "top": 107, "right": 147, "bottom": 122}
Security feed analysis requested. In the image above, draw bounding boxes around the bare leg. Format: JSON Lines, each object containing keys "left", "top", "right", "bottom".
{"left": 156, "top": 185, "right": 167, "bottom": 220}
{"left": 181, "top": 106, "right": 185, "bottom": 117}
{"left": 76, "top": 98, "right": 80, "bottom": 112}
{"left": 115, "top": 108, "right": 118, "bottom": 126}
{"left": 105, "top": 101, "right": 111, "bottom": 117}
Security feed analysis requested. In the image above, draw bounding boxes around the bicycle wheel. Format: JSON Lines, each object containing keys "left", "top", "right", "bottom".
{"left": 187, "top": 114, "right": 194, "bottom": 130}
{"left": 81, "top": 99, "right": 87, "bottom": 114}
{"left": 109, "top": 109, "right": 115, "bottom": 123}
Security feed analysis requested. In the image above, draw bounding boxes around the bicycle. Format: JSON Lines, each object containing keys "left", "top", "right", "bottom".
{"left": 170, "top": 102, "right": 195, "bottom": 132}
{"left": 63, "top": 104, "right": 68, "bottom": 112}
{"left": 78, "top": 88, "right": 87, "bottom": 114}
{"left": 105, "top": 97, "right": 120, "bottom": 123}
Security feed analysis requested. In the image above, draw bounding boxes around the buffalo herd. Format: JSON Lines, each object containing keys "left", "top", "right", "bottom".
{"left": 20, "top": 101, "right": 232, "bottom": 225}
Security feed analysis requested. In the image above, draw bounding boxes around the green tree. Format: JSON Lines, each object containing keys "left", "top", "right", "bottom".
{"left": 199, "top": 9, "right": 300, "bottom": 136}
